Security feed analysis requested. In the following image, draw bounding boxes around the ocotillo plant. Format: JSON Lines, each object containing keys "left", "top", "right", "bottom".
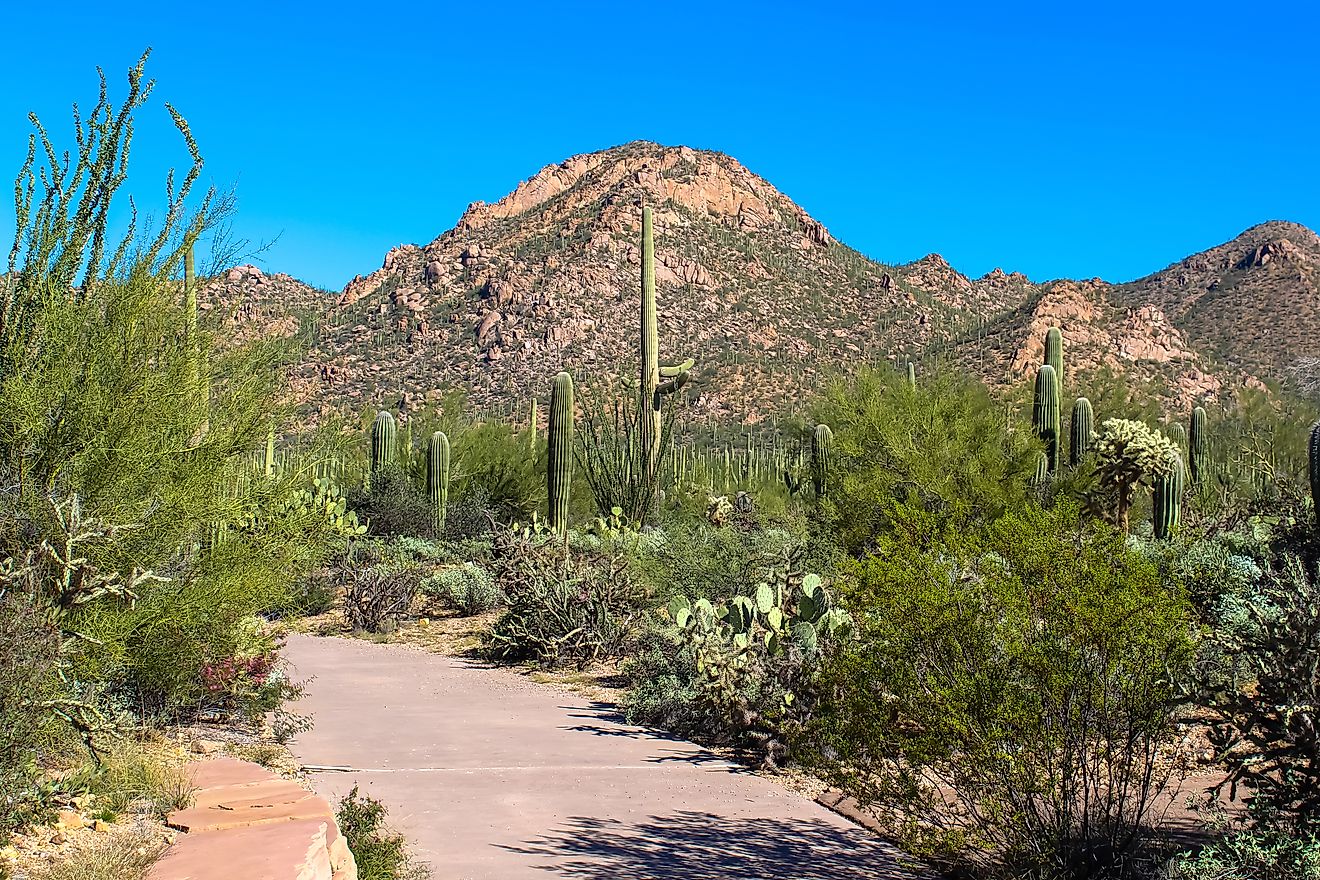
{"left": 427, "top": 431, "right": 450, "bottom": 535}
{"left": 1069, "top": 397, "right": 1094, "bottom": 467}
{"left": 1153, "top": 450, "right": 1185, "bottom": 539}
{"left": 548, "top": 372, "right": 574, "bottom": 535}
{"left": 371, "top": 411, "right": 397, "bottom": 482}
{"left": 811, "top": 424, "right": 833, "bottom": 499}
{"left": 1032, "top": 364, "right": 1061, "bottom": 473}
{"left": 1044, "top": 326, "right": 1063, "bottom": 395}
{"left": 638, "top": 207, "right": 693, "bottom": 488}
{"left": 1189, "top": 406, "right": 1208, "bottom": 486}
{"left": 1310, "top": 421, "right": 1320, "bottom": 525}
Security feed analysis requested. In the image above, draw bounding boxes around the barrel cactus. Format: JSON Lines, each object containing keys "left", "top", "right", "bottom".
{"left": 1189, "top": 406, "right": 1208, "bottom": 486}
{"left": 370, "top": 411, "right": 397, "bottom": 481}
{"left": 811, "top": 423, "right": 833, "bottom": 499}
{"left": 1153, "top": 450, "right": 1185, "bottom": 540}
{"left": 1032, "top": 364, "right": 1061, "bottom": 472}
{"left": 548, "top": 372, "right": 574, "bottom": 535}
{"left": 1069, "top": 397, "right": 1094, "bottom": 467}
{"left": 427, "top": 431, "right": 450, "bottom": 535}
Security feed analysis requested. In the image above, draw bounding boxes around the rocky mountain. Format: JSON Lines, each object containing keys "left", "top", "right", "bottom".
{"left": 200, "top": 142, "right": 1316, "bottom": 427}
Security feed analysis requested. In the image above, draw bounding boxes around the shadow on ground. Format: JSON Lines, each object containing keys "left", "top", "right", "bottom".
{"left": 497, "top": 810, "right": 931, "bottom": 879}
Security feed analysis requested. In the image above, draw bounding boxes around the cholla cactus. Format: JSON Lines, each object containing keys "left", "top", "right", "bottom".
{"left": 1092, "top": 418, "right": 1181, "bottom": 533}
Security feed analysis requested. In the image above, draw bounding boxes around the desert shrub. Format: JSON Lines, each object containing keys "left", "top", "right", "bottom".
{"left": 81, "top": 738, "right": 194, "bottom": 817}
{"left": 421, "top": 563, "right": 501, "bottom": 616}
{"left": 1160, "top": 805, "right": 1320, "bottom": 880}
{"left": 801, "top": 501, "right": 1197, "bottom": 878}
{"left": 335, "top": 785, "right": 429, "bottom": 880}
{"left": 441, "top": 485, "right": 498, "bottom": 541}
{"left": 484, "top": 527, "right": 640, "bottom": 668}
{"left": 810, "top": 365, "right": 1038, "bottom": 553}
{"left": 343, "top": 566, "right": 421, "bottom": 634}
{"left": 350, "top": 465, "right": 436, "bottom": 538}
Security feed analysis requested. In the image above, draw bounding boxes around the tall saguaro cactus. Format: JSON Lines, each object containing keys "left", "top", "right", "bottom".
{"left": 638, "top": 207, "right": 693, "bottom": 488}
{"left": 1032, "top": 364, "right": 1061, "bottom": 473}
{"left": 371, "top": 411, "right": 397, "bottom": 480}
{"left": 906, "top": 361, "right": 917, "bottom": 391}
{"left": 427, "top": 431, "right": 450, "bottom": 535}
{"left": 1309, "top": 421, "right": 1320, "bottom": 526}
{"left": 1153, "top": 450, "right": 1185, "bottom": 539}
{"left": 811, "top": 424, "right": 833, "bottom": 500}
{"left": 548, "top": 372, "right": 575, "bottom": 535}
{"left": 1044, "top": 326, "right": 1064, "bottom": 395}
{"left": 1069, "top": 397, "right": 1094, "bottom": 467}
{"left": 1189, "top": 406, "right": 1208, "bottom": 486}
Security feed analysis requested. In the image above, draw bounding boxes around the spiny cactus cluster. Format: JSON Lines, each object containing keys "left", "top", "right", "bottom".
{"left": 278, "top": 476, "right": 367, "bottom": 536}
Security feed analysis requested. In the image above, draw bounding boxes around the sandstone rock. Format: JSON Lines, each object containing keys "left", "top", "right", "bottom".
{"left": 54, "top": 811, "right": 85, "bottom": 832}
{"left": 191, "top": 739, "right": 224, "bottom": 755}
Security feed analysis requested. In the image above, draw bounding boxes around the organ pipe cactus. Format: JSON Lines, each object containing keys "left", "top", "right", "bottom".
{"left": 1032, "top": 364, "right": 1061, "bottom": 472}
{"left": 811, "top": 424, "right": 833, "bottom": 499}
{"left": 548, "top": 371, "right": 574, "bottom": 535}
{"left": 427, "top": 431, "right": 450, "bottom": 535}
{"left": 1069, "top": 397, "right": 1094, "bottom": 467}
{"left": 1153, "top": 450, "right": 1185, "bottom": 540}
{"left": 638, "top": 207, "right": 693, "bottom": 487}
{"left": 1189, "top": 406, "right": 1208, "bottom": 486}
{"left": 371, "top": 410, "right": 397, "bottom": 481}
{"left": 1044, "top": 326, "right": 1063, "bottom": 395}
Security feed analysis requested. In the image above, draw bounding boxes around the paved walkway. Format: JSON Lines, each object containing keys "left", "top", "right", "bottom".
{"left": 285, "top": 634, "right": 928, "bottom": 880}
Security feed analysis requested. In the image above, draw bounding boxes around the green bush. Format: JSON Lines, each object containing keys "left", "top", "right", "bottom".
{"left": 335, "top": 786, "right": 429, "bottom": 880}
{"left": 810, "top": 365, "right": 1038, "bottom": 553}
{"left": 421, "top": 563, "right": 501, "bottom": 616}
{"left": 1160, "top": 806, "right": 1320, "bottom": 880}
{"left": 350, "top": 465, "right": 436, "bottom": 538}
{"left": 801, "top": 501, "right": 1197, "bottom": 878}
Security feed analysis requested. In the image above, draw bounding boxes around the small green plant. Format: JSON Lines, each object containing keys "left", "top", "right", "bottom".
{"left": 422, "top": 563, "right": 501, "bottom": 616}
{"left": 335, "top": 786, "right": 429, "bottom": 880}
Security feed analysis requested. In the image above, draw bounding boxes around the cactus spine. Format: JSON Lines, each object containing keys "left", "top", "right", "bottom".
{"left": 1153, "top": 451, "right": 1185, "bottom": 540}
{"left": 427, "top": 431, "right": 450, "bottom": 535}
{"left": 1044, "top": 326, "right": 1063, "bottom": 396}
{"left": 1032, "top": 364, "right": 1061, "bottom": 473}
{"left": 371, "top": 411, "right": 397, "bottom": 480}
{"left": 548, "top": 372, "right": 574, "bottom": 535}
{"left": 1069, "top": 397, "right": 1093, "bottom": 467}
{"left": 1189, "top": 406, "right": 1208, "bottom": 486}
{"left": 811, "top": 424, "right": 833, "bottom": 499}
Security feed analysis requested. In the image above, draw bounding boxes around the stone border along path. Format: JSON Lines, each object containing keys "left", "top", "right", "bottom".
{"left": 147, "top": 757, "right": 356, "bottom": 880}
{"left": 284, "top": 633, "right": 933, "bottom": 880}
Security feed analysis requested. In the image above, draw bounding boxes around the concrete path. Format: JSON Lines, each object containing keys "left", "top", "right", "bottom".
{"left": 285, "top": 634, "right": 928, "bottom": 880}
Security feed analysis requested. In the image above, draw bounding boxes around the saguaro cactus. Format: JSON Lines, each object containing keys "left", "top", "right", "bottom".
{"left": 1069, "top": 397, "right": 1094, "bottom": 467}
{"left": 371, "top": 411, "right": 397, "bottom": 479}
{"left": 264, "top": 428, "right": 276, "bottom": 478}
{"left": 548, "top": 372, "right": 574, "bottom": 535}
{"left": 427, "top": 431, "right": 450, "bottom": 535}
{"left": 1153, "top": 450, "right": 1185, "bottom": 539}
{"left": 906, "top": 361, "right": 917, "bottom": 390}
{"left": 811, "top": 424, "right": 833, "bottom": 499}
{"left": 1310, "top": 421, "right": 1320, "bottom": 525}
{"left": 1032, "top": 364, "right": 1061, "bottom": 473}
{"left": 1189, "top": 406, "right": 1208, "bottom": 486}
{"left": 1044, "top": 326, "right": 1064, "bottom": 395}
{"left": 638, "top": 207, "right": 693, "bottom": 487}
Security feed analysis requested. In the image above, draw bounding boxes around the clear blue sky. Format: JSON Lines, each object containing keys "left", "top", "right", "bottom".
{"left": 2, "top": 1, "right": 1316, "bottom": 292}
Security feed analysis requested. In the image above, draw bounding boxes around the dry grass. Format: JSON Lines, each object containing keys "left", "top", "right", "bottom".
{"left": 86, "top": 738, "right": 194, "bottom": 818}
{"left": 24, "top": 825, "right": 166, "bottom": 880}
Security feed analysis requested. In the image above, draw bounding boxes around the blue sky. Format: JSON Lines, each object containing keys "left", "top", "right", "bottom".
{"left": 1, "top": 1, "right": 1316, "bottom": 292}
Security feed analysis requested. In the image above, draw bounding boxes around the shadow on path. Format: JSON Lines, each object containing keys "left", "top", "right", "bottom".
{"left": 498, "top": 810, "right": 931, "bottom": 879}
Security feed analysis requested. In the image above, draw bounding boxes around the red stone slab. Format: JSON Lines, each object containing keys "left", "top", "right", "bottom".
{"left": 147, "top": 817, "right": 332, "bottom": 880}
{"left": 186, "top": 757, "right": 273, "bottom": 790}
